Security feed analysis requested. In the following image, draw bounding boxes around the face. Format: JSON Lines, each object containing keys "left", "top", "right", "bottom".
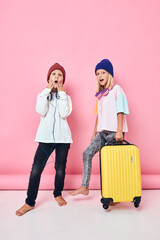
{"left": 49, "top": 69, "right": 63, "bottom": 88}
{"left": 96, "top": 69, "right": 109, "bottom": 87}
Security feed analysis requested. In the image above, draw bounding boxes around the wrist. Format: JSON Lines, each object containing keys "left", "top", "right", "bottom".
{"left": 116, "top": 129, "right": 123, "bottom": 133}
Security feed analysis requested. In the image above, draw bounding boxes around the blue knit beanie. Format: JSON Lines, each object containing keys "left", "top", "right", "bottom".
{"left": 95, "top": 59, "right": 114, "bottom": 77}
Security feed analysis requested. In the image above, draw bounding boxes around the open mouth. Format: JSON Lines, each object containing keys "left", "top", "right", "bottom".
{"left": 99, "top": 79, "right": 104, "bottom": 82}
{"left": 54, "top": 80, "right": 58, "bottom": 83}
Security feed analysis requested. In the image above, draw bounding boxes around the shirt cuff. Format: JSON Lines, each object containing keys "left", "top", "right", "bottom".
{"left": 117, "top": 94, "right": 129, "bottom": 115}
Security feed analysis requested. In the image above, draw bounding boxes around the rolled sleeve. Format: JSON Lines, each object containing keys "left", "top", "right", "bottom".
{"left": 117, "top": 94, "right": 129, "bottom": 115}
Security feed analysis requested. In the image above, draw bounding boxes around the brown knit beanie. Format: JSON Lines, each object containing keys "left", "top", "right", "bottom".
{"left": 47, "top": 63, "right": 66, "bottom": 83}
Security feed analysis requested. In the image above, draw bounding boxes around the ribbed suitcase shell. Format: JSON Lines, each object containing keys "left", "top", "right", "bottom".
{"left": 100, "top": 144, "right": 142, "bottom": 202}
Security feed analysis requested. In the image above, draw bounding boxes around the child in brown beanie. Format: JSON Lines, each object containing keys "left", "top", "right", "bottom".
{"left": 16, "top": 63, "right": 73, "bottom": 216}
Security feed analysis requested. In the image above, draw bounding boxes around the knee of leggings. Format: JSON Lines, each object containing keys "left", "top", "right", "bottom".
{"left": 83, "top": 149, "right": 92, "bottom": 160}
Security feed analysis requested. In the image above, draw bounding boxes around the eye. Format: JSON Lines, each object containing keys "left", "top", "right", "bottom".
{"left": 96, "top": 73, "right": 99, "bottom": 76}
{"left": 52, "top": 72, "right": 56, "bottom": 75}
{"left": 102, "top": 72, "right": 106, "bottom": 74}
{"left": 58, "top": 73, "right": 62, "bottom": 76}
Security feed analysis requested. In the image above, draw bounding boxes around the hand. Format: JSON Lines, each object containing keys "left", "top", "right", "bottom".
{"left": 115, "top": 131, "right": 123, "bottom": 142}
{"left": 46, "top": 81, "right": 54, "bottom": 90}
{"left": 57, "top": 81, "right": 64, "bottom": 92}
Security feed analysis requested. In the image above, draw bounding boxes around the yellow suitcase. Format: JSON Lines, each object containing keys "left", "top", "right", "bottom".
{"left": 100, "top": 140, "right": 142, "bottom": 209}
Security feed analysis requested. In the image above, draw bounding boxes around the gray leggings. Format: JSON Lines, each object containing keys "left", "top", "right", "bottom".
{"left": 82, "top": 131, "right": 116, "bottom": 187}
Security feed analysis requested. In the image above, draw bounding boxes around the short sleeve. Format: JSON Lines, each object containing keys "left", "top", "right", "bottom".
{"left": 116, "top": 86, "right": 129, "bottom": 115}
{"left": 94, "top": 100, "right": 98, "bottom": 115}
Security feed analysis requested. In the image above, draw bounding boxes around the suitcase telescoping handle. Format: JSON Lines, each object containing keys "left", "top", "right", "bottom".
{"left": 105, "top": 139, "right": 131, "bottom": 146}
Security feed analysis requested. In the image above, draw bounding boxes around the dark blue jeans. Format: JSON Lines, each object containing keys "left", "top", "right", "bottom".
{"left": 25, "top": 142, "right": 70, "bottom": 207}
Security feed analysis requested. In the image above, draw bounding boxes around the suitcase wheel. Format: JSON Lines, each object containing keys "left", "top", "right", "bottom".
{"left": 101, "top": 198, "right": 113, "bottom": 210}
{"left": 103, "top": 204, "right": 109, "bottom": 210}
{"left": 133, "top": 197, "right": 141, "bottom": 208}
{"left": 101, "top": 198, "right": 105, "bottom": 204}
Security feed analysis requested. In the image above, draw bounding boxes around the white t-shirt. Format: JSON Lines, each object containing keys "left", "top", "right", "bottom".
{"left": 95, "top": 85, "right": 129, "bottom": 132}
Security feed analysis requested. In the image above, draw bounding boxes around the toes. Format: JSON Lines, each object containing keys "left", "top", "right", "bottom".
{"left": 16, "top": 211, "right": 22, "bottom": 216}
{"left": 59, "top": 200, "right": 67, "bottom": 206}
{"left": 15, "top": 205, "right": 34, "bottom": 216}
{"left": 69, "top": 192, "right": 75, "bottom": 196}
{"left": 16, "top": 210, "right": 25, "bottom": 216}
{"left": 58, "top": 203, "right": 63, "bottom": 206}
{"left": 55, "top": 196, "right": 67, "bottom": 206}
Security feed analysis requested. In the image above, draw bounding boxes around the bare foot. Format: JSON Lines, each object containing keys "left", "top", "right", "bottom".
{"left": 69, "top": 186, "right": 89, "bottom": 196}
{"left": 55, "top": 196, "right": 67, "bottom": 206}
{"left": 16, "top": 204, "right": 34, "bottom": 216}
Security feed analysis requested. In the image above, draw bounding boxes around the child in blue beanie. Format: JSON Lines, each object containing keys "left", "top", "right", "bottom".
{"left": 70, "top": 59, "right": 129, "bottom": 196}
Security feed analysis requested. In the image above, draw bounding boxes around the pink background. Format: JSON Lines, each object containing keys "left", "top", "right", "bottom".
{"left": 0, "top": 0, "right": 160, "bottom": 189}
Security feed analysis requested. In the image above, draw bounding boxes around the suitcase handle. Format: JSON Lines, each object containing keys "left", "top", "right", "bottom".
{"left": 105, "top": 139, "right": 131, "bottom": 146}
